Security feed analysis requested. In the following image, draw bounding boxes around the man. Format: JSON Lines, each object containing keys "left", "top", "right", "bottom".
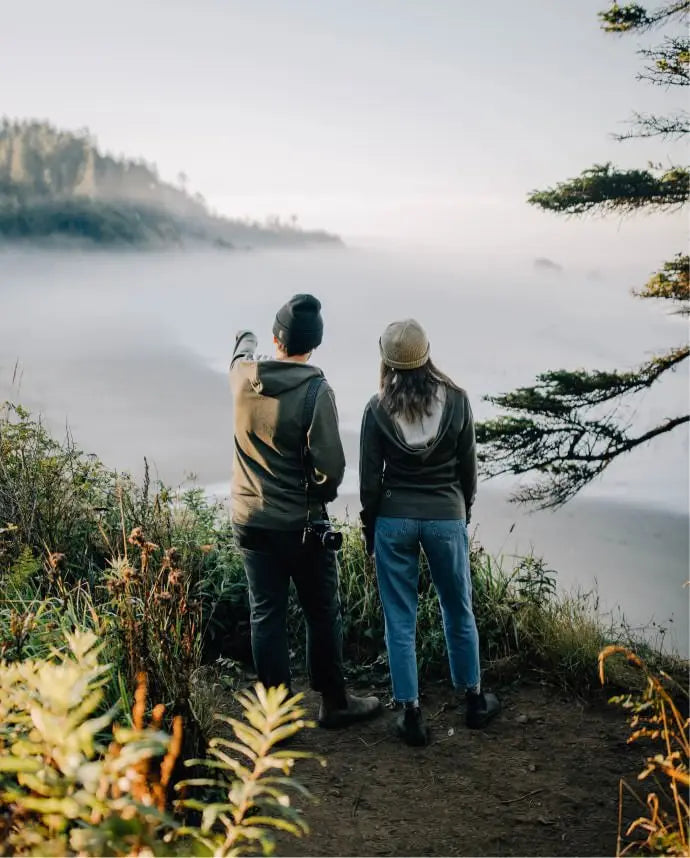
{"left": 230, "top": 293, "right": 381, "bottom": 728}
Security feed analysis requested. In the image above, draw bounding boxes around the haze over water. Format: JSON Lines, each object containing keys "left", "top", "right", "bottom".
{"left": 2, "top": 245, "right": 688, "bottom": 653}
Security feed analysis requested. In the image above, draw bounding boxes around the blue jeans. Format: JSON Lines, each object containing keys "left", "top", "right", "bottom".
{"left": 374, "top": 517, "right": 480, "bottom": 703}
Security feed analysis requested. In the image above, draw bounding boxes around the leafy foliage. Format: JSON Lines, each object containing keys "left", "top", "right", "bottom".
{"left": 103, "top": 526, "right": 204, "bottom": 756}
{"left": 177, "top": 685, "right": 316, "bottom": 856}
{"left": 637, "top": 36, "right": 690, "bottom": 86}
{"left": 599, "top": 2, "right": 655, "bottom": 30}
{"left": 0, "top": 402, "right": 121, "bottom": 584}
{"left": 599, "top": 646, "right": 689, "bottom": 855}
{"left": 634, "top": 253, "right": 690, "bottom": 310}
{"left": 0, "top": 403, "right": 242, "bottom": 753}
{"left": 599, "top": 1, "right": 689, "bottom": 32}
{"left": 0, "top": 631, "right": 181, "bottom": 856}
{"left": 0, "top": 631, "right": 314, "bottom": 857}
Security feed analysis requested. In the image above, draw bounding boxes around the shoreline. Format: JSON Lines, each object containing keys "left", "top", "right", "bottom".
{"left": 330, "top": 488, "right": 689, "bottom": 658}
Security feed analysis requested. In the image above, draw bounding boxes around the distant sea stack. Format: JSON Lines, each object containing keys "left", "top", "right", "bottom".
{"left": 533, "top": 257, "right": 563, "bottom": 273}
{"left": 0, "top": 119, "right": 342, "bottom": 249}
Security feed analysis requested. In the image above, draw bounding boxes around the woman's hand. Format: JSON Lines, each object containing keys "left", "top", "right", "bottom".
{"left": 361, "top": 524, "right": 375, "bottom": 558}
{"left": 364, "top": 553, "right": 376, "bottom": 578}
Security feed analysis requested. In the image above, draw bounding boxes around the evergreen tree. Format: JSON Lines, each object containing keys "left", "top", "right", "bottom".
{"left": 477, "top": 2, "right": 689, "bottom": 508}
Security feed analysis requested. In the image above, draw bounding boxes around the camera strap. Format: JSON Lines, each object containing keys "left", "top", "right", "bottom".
{"left": 300, "top": 375, "right": 326, "bottom": 522}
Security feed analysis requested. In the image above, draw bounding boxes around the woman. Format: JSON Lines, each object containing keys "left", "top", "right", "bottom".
{"left": 359, "top": 319, "right": 499, "bottom": 746}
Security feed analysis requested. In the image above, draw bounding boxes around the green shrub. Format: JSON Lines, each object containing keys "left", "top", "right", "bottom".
{"left": 0, "top": 631, "right": 314, "bottom": 857}
{"left": 0, "top": 403, "right": 120, "bottom": 585}
{"left": 177, "top": 684, "right": 317, "bottom": 856}
{"left": 0, "top": 630, "right": 179, "bottom": 856}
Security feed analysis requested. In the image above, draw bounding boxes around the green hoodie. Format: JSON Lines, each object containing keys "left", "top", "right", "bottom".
{"left": 230, "top": 331, "right": 346, "bottom": 530}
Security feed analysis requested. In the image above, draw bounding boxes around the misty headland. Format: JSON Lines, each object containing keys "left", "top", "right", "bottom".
{"left": 0, "top": 120, "right": 341, "bottom": 249}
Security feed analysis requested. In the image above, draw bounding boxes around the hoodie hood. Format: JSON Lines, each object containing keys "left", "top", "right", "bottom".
{"left": 368, "top": 391, "right": 456, "bottom": 461}
{"left": 241, "top": 359, "right": 324, "bottom": 397}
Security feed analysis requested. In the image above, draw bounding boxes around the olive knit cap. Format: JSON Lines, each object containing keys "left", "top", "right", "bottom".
{"left": 379, "top": 318, "right": 430, "bottom": 370}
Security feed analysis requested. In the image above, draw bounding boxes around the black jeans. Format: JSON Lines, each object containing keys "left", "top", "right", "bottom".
{"left": 232, "top": 525, "right": 346, "bottom": 699}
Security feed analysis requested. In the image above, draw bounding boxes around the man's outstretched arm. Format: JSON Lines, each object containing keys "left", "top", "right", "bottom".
{"left": 231, "top": 330, "right": 258, "bottom": 371}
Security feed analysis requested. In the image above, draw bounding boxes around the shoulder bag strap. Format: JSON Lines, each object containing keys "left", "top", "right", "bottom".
{"left": 301, "top": 376, "right": 325, "bottom": 517}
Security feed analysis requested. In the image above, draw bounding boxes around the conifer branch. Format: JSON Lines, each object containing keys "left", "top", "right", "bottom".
{"left": 477, "top": 348, "right": 690, "bottom": 508}
{"left": 528, "top": 164, "right": 689, "bottom": 215}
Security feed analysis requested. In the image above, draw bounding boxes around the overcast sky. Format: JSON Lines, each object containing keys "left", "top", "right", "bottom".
{"left": 3, "top": 0, "right": 686, "bottom": 262}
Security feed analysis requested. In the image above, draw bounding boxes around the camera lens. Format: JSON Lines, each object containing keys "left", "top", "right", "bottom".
{"left": 324, "top": 530, "right": 343, "bottom": 551}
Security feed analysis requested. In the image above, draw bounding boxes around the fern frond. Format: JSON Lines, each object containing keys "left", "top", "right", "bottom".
{"left": 176, "top": 682, "right": 316, "bottom": 856}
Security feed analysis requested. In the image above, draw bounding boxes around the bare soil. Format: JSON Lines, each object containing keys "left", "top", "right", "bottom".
{"left": 264, "top": 680, "right": 639, "bottom": 857}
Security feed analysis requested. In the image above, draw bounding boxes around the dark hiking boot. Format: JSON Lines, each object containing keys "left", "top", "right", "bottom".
{"left": 396, "top": 704, "right": 430, "bottom": 747}
{"left": 466, "top": 690, "right": 501, "bottom": 729}
{"left": 318, "top": 691, "right": 382, "bottom": 729}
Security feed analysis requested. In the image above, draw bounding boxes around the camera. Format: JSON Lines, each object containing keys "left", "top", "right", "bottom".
{"left": 303, "top": 519, "right": 343, "bottom": 551}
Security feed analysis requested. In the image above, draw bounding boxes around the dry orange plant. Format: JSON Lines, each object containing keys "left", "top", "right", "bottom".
{"left": 599, "top": 645, "right": 689, "bottom": 856}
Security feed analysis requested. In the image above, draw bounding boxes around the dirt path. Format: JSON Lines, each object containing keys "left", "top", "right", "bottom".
{"left": 268, "top": 681, "right": 637, "bottom": 857}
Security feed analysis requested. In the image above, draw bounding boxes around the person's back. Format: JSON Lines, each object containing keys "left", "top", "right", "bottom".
{"left": 230, "top": 293, "right": 381, "bottom": 729}
{"left": 360, "top": 381, "right": 476, "bottom": 525}
{"left": 231, "top": 340, "right": 343, "bottom": 530}
{"left": 359, "top": 319, "right": 499, "bottom": 746}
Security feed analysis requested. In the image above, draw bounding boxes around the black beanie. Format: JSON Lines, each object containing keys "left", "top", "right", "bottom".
{"left": 272, "top": 293, "right": 324, "bottom": 355}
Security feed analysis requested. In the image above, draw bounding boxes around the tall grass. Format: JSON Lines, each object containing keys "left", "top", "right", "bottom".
{"left": 334, "top": 526, "right": 650, "bottom": 693}
{"left": 0, "top": 404, "right": 236, "bottom": 752}
{"left": 1, "top": 401, "right": 685, "bottom": 724}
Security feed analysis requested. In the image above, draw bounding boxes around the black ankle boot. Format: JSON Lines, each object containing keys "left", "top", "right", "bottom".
{"left": 466, "top": 690, "right": 501, "bottom": 729}
{"left": 318, "top": 691, "right": 382, "bottom": 729}
{"left": 396, "top": 704, "right": 430, "bottom": 746}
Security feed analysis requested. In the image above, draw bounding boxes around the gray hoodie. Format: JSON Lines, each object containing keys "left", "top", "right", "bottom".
{"left": 230, "top": 331, "right": 346, "bottom": 530}
{"left": 359, "top": 384, "right": 477, "bottom": 530}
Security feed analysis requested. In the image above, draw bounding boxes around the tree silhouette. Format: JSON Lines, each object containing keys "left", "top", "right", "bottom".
{"left": 477, "top": 2, "right": 689, "bottom": 508}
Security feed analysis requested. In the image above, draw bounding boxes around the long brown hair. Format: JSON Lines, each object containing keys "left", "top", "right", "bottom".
{"left": 379, "top": 359, "right": 459, "bottom": 422}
